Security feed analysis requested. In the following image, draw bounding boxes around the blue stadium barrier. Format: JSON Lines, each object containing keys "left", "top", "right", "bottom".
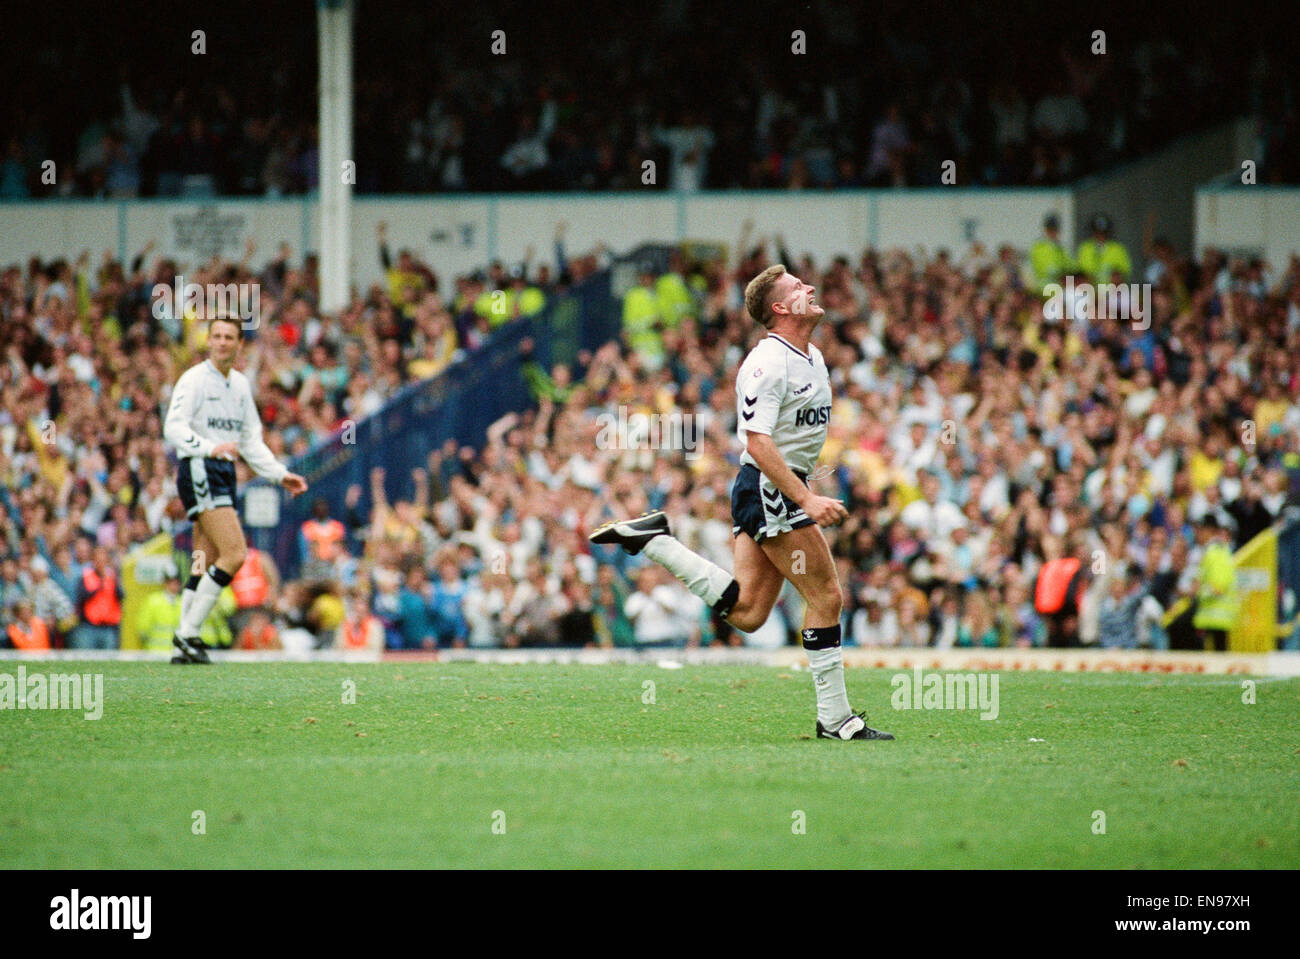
{"left": 246, "top": 269, "right": 619, "bottom": 578}
{"left": 1276, "top": 510, "right": 1300, "bottom": 649}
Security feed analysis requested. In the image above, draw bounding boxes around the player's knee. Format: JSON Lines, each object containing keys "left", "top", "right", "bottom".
{"left": 221, "top": 544, "right": 248, "bottom": 572}
{"left": 809, "top": 581, "right": 843, "bottom": 620}
{"left": 727, "top": 609, "right": 763, "bottom": 633}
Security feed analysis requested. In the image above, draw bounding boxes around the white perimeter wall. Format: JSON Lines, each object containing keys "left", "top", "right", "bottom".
{"left": 0, "top": 190, "right": 1071, "bottom": 294}
{"left": 1195, "top": 187, "right": 1300, "bottom": 268}
{"left": 1074, "top": 118, "right": 1255, "bottom": 266}
{"left": 4, "top": 117, "right": 1281, "bottom": 294}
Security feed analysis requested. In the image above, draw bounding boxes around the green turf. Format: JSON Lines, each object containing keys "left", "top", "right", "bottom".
{"left": 1, "top": 663, "right": 1296, "bottom": 868}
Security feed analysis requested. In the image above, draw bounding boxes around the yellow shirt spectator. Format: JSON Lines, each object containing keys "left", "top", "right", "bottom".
{"left": 622, "top": 279, "right": 664, "bottom": 361}
{"left": 386, "top": 266, "right": 425, "bottom": 306}
{"left": 1188, "top": 449, "right": 1224, "bottom": 493}
{"left": 408, "top": 326, "right": 458, "bottom": 380}
{"left": 1254, "top": 397, "right": 1289, "bottom": 436}
{"left": 26, "top": 418, "right": 68, "bottom": 488}
{"left": 310, "top": 592, "right": 346, "bottom": 633}
{"left": 655, "top": 273, "right": 694, "bottom": 328}
{"left": 1020, "top": 320, "right": 1084, "bottom": 366}
{"left": 477, "top": 289, "right": 517, "bottom": 328}
{"left": 518, "top": 286, "right": 546, "bottom": 317}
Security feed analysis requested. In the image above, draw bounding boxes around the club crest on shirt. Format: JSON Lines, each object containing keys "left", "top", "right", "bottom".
{"left": 752, "top": 367, "right": 762, "bottom": 377}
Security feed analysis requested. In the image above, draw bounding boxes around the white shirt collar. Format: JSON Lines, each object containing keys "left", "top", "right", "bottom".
{"left": 767, "top": 333, "right": 811, "bottom": 361}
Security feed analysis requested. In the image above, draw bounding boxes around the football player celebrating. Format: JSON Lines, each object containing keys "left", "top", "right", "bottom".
{"left": 591, "top": 265, "right": 893, "bottom": 741}
{"left": 163, "top": 316, "right": 307, "bottom": 663}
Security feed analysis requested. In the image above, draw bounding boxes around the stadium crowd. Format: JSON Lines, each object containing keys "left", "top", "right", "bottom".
{"left": 4, "top": 4, "right": 1298, "bottom": 199}
{"left": 0, "top": 224, "right": 574, "bottom": 651}
{"left": 3, "top": 204, "right": 1299, "bottom": 653}
{"left": 420, "top": 218, "right": 1300, "bottom": 652}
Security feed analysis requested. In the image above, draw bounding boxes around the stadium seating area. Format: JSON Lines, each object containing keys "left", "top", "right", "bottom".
{"left": 3, "top": 3, "right": 1298, "bottom": 197}
{"left": 3, "top": 211, "right": 1299, "bottom": 651}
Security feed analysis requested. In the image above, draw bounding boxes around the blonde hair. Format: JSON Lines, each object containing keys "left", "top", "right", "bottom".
{"left": 744, "top": 264, "right": 787, "bottom": 328}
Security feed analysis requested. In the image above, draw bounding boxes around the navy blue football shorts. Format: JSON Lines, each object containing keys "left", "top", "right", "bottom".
{"left": 731, "top": 463, "right": 813, "bottom": 542}
{"left": 177, "top": 456, "right": 237, "bottom": 519}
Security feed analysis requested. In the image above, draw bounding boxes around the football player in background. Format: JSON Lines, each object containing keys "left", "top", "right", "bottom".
{"left": 163, "top": 316, "right": 307, "bottom": 663}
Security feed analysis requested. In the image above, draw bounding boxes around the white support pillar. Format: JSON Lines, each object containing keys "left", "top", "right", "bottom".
{"left": 317, "top": 0, "right": 353, "bottom": 314}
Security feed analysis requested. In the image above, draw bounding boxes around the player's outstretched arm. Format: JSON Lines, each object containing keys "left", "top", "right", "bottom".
{"left": 744, "top": 431, "right": 847, "bottom": 527}
{"left": 235, "top": 377, "right": 307, "bottom": 495}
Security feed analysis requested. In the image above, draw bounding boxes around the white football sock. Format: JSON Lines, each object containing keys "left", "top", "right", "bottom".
{"left": 180, "top": 587, "right": 195, "bottom": 625}
{"left": 642, "top": 535, "right": 736, "bottom": 607}
{"left": 806, "top": 645, "right": 852, "bottom": 730}
{"left": 179, "top": 567, "right": 228, "bottom": 639}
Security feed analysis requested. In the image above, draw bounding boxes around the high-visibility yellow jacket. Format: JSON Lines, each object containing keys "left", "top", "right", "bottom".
{"left": 622, "top": 286, "right": 664, "bottom": 358}
{"left": 1030, "top": 239, "right": 1073, "bottom": 293}
{"left": 136, "top": 590, "right": 182, "bottom": 651}
{"left": 1075, "top": 239, "right": 1132, "bottom": 281}
{"left": 655, "top": 273, "right": 694, "bottom": 327}
{"left": 1193, "top": 542, "right": 1239, "bottom": 632}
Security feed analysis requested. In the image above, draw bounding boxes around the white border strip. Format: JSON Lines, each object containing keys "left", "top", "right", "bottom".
{"left": 0, "top": 648, "right": 1296, "bottom": 675}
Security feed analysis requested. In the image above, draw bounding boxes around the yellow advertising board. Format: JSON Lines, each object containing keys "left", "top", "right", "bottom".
{"left": 1229, "top": 526, "right": 1277, "bottom": 653}
{"left": 120, "top": 534, "right": 184, "bottom": 651}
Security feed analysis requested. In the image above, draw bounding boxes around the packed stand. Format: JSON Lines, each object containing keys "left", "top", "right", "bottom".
{"left": 4, "top": 3, "right": 1298, "bottom": 198}
{"left": 4, "top": 215, "right": 1300, "bottom": 653}
{"left": 0, "top": 225, "right": 590, "bottom": 649}
{"left": 251, "top": 219, "right": 1300, "bottom": 653}
{"left": 585, "top": 224, "right": 1300, "bottom": 650}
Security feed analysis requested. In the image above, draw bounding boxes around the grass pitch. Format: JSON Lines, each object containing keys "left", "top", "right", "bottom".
{"left": 2, "top": 663, "right": 1296, "bottom": 869}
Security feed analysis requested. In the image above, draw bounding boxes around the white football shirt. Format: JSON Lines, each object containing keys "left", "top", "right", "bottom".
{"left": 163, "top": 359, "right": 288, "bottom": 483}
{"left": 735, "top": 333, "right": 832, "bottom": 476}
